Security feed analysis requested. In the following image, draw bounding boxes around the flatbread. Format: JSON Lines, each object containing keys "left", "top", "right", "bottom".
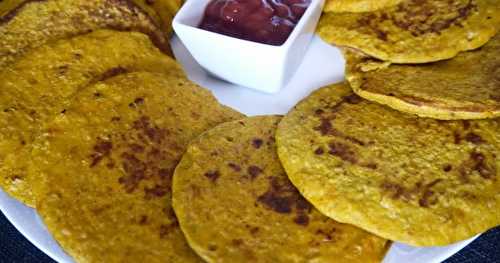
{"left": 0, "top": 30, "right": 182, "bottom": 207}
{"left": 30, "top": 71, "right": 242, "bottom": 263}
{"left": 0, "top": 0, "right": 170, "bottom": 68}
{"left": 173, "top": 116, "right": 390, "bottom": 263}
{"left": 317, "top": 0, "right": 499, "bottom": 63}
{"left": 276, "top": 83, "right": 500, "bottom": 246}
{"left": 324, "top": 0, "right": 403, "bottom": 13}
{"left": 345, "top": 34, "right": 500, "bottom": 120}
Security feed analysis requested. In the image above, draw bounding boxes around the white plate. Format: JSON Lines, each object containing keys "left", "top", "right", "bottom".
{"left": 0, "top": 35, "right": 477, "bottom": 263}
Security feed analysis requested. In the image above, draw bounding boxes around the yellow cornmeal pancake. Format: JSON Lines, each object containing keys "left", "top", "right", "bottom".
{"left": 317, "top": 0, "right": 499, "bottom": 63}
{"left": 30, "top": 72, "right": 242, "bottom": 263}
{"left": 276, "top": 83, "right": 500, "bottom": 246}
{"left": 173, "top": 116, "right": 390, "bottom": 263}
{"left": 324, "top": 0, "right": 403, "bottom": 13}
{"left": 0, "top": 30, "right": 182, "bottom": 207}
{"left": 0, "top": 0, "right": 170, "bottom": 68}
{"left": 345, "top": 33, "right": 500, "bottom": 120}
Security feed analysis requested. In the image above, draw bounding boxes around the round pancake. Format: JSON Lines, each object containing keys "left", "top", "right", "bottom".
{"left": 276, "top": 83, "right": 500, "bottom": 246}
{"left": 173, "top": 116, "right": 390, "bottom": 263}
{"left": 317, "top": 0, "right": 499, "bottom": 63}
{"left": 0, "top": 30, "right": 183, "bottom": 207}
{"left": 0, "top": 0, "right": 170, "bottom": 68}
{"left": 345, "top": 33, "right": 500, "bottom": 120}
{"left": 30, "top": 71, "right": 242, "bottom": 263}
{"left": 324, "top": 0, "right": 403, "bottom": 13}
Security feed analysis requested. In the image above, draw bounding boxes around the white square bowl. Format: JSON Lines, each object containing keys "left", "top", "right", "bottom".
{"left": 173, "top": 0, "right": 325, "bottom": 93}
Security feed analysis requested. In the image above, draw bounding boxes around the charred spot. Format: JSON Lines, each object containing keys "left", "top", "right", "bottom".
{"left": 111, "top": 116, "right": 121, "bottom": 122}
{"left": 204, "top": 170, "right": 220, "bottom": 182}
{"left": 145, "top": 185, "right": 169, "bottom": 199}
{"left": 60, "top": 109, "right": 66, "bottom": 114}
{"left": 294, "top": 214, "right": 309, "bottom": 226}
{"left": 249, "top": 226, "right": 260, "bottom": 235}
{"left": 159, "top": 221, "right": 179, "bottom": 239}
{"left": 129, "top": 143, "right": 145, "bottom": 153}
{"left": 247, "top": 165, "right": 263, "bottom": 179}
{"left": 465, "top": 133, "right": 484, "bottom": 144}
{"left": 228, "top": 162, "right": 242, "bottom": 172}
{"left": 57, "top": 65, "right": 69, "bottom": 75}
{"left": 257, "top": 176, "right": 312, "bottom": 225}
{"left": 462, "top": 120, "right": 471, "bottom": 130}
{"left": 419, "top": 190, "right": 437, "bottom": 208}
{"left": 443, "top": 164, "right": 452, "bottom": 172}
{"left": 139, "top": 215, "right": 148, "bottom": 225}
{"left": 316, "top": 228, "right": 336, "bottom": 241}
{"left": 453, "top": 131, "right": 462, "bottom": 144}
{"left": 315, "top": 109, "right": 325, "bottom": 115}
{"left": 232, "top": 239, "right": 244, "bottom": 246}
{"left": 145, "top": 0, "right": 155, "bottom": 5}
{"left": 314, "top": 147, "right": 325, "bottom": 155}
{"left": 119, "top": 152, "right": 146, "bottom": 193}
{"left": 362, "top": 162, "right": 378, "bottom": 170}
{"left": 94, "top": 92, "right": 102, "bottom": 98}
{"left": 20, "top": 140, "right": 26, "bottom": 146}
{"left": 380, "top": 181, "right": 406, "bottom": 200}
{"left": 314, "top": 118, "right": 333, "bottom": 136}
{"left": 89, "top": 138, "right": 113, "bottom": 167}
{"left": 328, "top": 142, "right": 358, "bottom": 164}
{"left": 97, "top": 67, "right": 128, "bottom": 81}
{"left": 252, "top": 138, "right": 264, "bottom": 149}
{"left": 106, "top": 161, "right": 115, "bottom": 169}
{"left": 208, "top": 245, "right": 218, "bottom": 251}
{"left": 393, "top": 0, "right": 477, "bottom": 36}
{"left": 343, "top": 94, "right": 363, "bottom": 104}
{"left": 133, "top": 97, "right": 145, "bottom": 106}
{"left": 257, "top": 191, "right": 293, "bottom": 213}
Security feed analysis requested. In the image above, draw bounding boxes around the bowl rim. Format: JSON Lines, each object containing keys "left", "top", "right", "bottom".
{"left": 172, "top": 0, "right": 325, "bottom": 50}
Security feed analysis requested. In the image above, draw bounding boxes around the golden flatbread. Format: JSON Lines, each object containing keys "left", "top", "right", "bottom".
{"left": 0, "top": 0, "right": 170, "bottom": 68}
{"left": 324, "top": 0, "right": 403, "bottom": 13}
{"left": 30, "top": 71, "right": 242, "bottom": 263}
{"left": 173, "top": 116, "right": 390, "bottom": 263}
{"left": 276, "top": 83, "right": 500, "bottom": 246}
{"left": 317, "top": 0, "right": 499, "bottom": 63}
{"left": 0, "top": 30, "right": 182, "bottom": 207}
{"left": 345, "top": 33, "right": 500, "bottom": 120}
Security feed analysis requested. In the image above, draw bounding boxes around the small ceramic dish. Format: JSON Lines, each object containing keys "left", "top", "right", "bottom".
{"left": 173, "top": 0, "right": 325, "bottom": 93}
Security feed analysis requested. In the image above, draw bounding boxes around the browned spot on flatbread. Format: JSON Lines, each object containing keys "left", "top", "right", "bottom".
{"left": 89, "top": 138, "right": 113, "bottom": 167}
{"left": 204, "top": 170, "right": 220, "bottom": 182}
{"left": 252, "top": 138, "right": 264, "bottom": 149}
{"left": 247, "top": 165, "right": 263, "bottom": 179}
{"left": 358, "top": 0, "right": 478, "bottom": 40}
{"left": 114, "top": 116, "right": 179, "bottom": 197}
{"left": 159, "top": 220, "right": 179, "bottom": 239}
{"left": 97, "top": 67, "right": 128, "bottom": 82}
{"left": 459, "top": 151, "right": 496, "bottom": 182}
{"left": 257, "top": 176, "right": 312, "bottom": 225}
{"left": 381, "top": 179, "right": 443, "bottom": 207}
{"left": 228, "top": 162, "right": 242, "bottom": 172}
{"left": 328, "top": 141, "right": 358, "bottom": 164}
{"left": 465, "top": 133, "right": 484, "bottom": 144}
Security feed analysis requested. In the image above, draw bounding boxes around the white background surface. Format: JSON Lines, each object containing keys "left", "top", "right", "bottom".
{"left": 0, "top": 35, "right": 476, "bottom": 263}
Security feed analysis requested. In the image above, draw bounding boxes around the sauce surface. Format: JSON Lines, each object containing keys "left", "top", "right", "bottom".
{"left": 199, "top": 0, "right": 311, "bottom": 46}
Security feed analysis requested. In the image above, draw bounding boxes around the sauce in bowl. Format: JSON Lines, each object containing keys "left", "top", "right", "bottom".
{"left": 199, "top": 0, "right": 311, "bottom": 46}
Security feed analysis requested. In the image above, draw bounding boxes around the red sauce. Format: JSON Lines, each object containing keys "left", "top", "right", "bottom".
{"left": 199, "top": 0, "right": 311, "bottom": 46}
